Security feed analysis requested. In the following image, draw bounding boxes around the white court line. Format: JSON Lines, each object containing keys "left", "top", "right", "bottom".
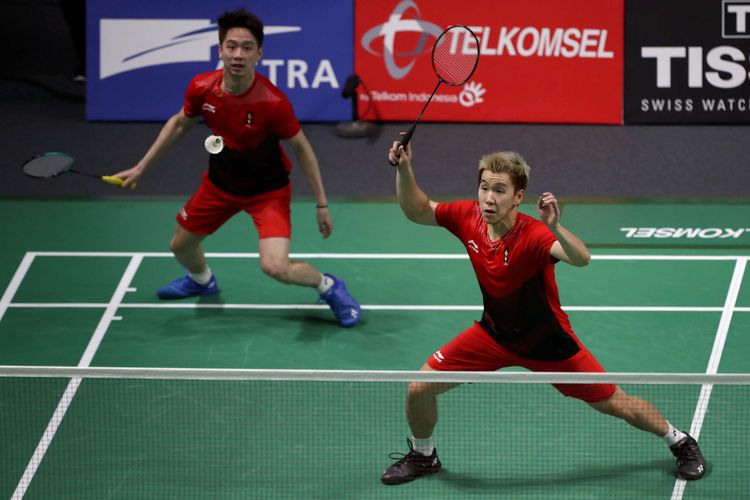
{"left": 23, "top": 251, "right": 750, "bottom": 260}
{"left": 0, "top": 252, "right": 35, "bottom": 323}
{"left": 28, "top": 251, "right": 472, "bottom": 259}
{"left": 590, "top": 255, "right": 746, "bottom": 261}
{"left": 671, "top": 257, "right": 747, "bottom": 500}
{"left": 5, "top": 303, "right": 729, "bottom": 313}
{"left": 11, "top": 255, "right": 143, "bottom": 500}
{"left": 10, "top": 303, "right": 111, "bottom": 309}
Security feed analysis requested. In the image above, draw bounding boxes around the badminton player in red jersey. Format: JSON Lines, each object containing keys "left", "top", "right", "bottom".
{"left": 381, "top": 141, "right": 705, "bottom": 484}
{"left": 111, "top": 9, "right": 360, "bottom": 327}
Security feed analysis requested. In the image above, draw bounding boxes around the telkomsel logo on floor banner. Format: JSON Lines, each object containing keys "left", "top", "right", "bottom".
{"left": 620, "top": 227, "right": 750, "bottom": 240}
{"left": 625, "top": 0, "right": 750, "bottom": 123}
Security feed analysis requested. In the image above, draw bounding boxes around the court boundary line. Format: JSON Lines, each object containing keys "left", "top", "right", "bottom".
{"left": 21, "top": 251, "right": 750, "bottom": 260}
{"left": 0, "top": 252, "right": 35, "bottom": 323}
{"left": 6, "top": 252, "right": 744, "bottom": 314}
{"left": 10, "top": 255, "right": 143, "bottom": 500}
{"left": 670, "top": 257, "right": 746, "bottom": 500}
{"left": 5, "top": 303, "right": 734, "bottom": 313}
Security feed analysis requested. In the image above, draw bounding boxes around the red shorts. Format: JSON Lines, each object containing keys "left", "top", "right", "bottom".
{"left": 177, "top": 172, "right": 292, "bottom": 238}
{"left": 426, "top": 322, "right": 616, "bottom": 403}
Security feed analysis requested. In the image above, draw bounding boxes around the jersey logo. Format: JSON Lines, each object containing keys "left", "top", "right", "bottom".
{"left": 179, "top": 208, "right": 188, "bottom": 220}
{"left": 202, "top": 103, "right": 216, "bottom": 114}
{"left": 432, "top": 350, "right": 445, "bottom": 363}
{"left": 467, "top": 240, "right": 479, "bottom": 253}
{"left": 503, "top": 247, "right": 510, "bottom": 265}
{"left": 246, "top": 111, "right": 253, "bottom": 125}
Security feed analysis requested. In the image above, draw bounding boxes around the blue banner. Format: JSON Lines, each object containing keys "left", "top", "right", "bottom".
{"left": 87, "top": 1, "right": 353, "bottom": 122}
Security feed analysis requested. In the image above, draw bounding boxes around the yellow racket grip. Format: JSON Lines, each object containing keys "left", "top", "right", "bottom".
{"left": 102, "top": 176, "right": 136, "bottom": 189}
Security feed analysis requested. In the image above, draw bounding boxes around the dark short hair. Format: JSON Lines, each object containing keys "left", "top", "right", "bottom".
{"left": 218, "top": 8, "right": 264, "bottom": 47}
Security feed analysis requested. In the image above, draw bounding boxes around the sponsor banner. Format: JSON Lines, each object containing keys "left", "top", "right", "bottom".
{"left": 87, "top": 1, "right": 352, "bottom": 121}
{"left": 354, "top": 0, "right": 623, "bottom": 124}
{"left": 619, "top": 227, "right": 750, "bottom": 240}
{"left": 625, "top": 0, "right": 750, "bottom": 123}
{"left": 561, "top": 204, "right": 750, "bottom": 247}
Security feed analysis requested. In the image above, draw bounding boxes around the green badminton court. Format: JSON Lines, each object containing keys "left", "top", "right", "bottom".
{"left": 1, "top": 199, "right": 749, "bottom": 499}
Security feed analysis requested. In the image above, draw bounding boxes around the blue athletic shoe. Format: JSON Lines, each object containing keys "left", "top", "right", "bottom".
{"left": 319, "top": 273, "right": 361, "bottom": 327}
{"left": 156, "top": 274, "right": 220, "bottom": 300}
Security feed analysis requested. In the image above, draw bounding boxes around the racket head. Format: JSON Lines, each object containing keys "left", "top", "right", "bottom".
{"left": 432, "top": 25, "right": 480, "bottom": 86}
{"left": 22, "top": 152, "right": 75, "bottom": 178}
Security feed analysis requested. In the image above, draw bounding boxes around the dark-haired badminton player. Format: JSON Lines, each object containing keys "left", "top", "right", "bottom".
{"left": 110, "top": 8, "right": 360, "bottom": 327}
{"left": 381, "top": 140, "right": 705, "bottom": 484}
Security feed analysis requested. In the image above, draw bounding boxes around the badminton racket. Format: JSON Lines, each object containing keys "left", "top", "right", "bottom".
{"left": 22, "top": 152, "right": 136, "bottom": 189}
{"left": 390, "top": 24, "right": 480, "bottom": 165}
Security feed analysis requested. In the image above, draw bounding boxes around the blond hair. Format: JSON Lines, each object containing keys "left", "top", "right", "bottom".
{"left": 477, "top": 151, "right": 530, "bottom": 192}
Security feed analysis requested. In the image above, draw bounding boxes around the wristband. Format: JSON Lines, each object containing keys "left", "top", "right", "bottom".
{"left": 316, "top": 204, "right": 329, "bottom": 209}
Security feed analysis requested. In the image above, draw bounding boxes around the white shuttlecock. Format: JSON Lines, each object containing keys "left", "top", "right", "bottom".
{"left": 204, "top": 135, "right": 224, "bottom": 154}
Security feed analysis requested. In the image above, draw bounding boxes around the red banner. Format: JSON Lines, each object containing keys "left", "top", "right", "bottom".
{"left": 355, "top": 0, "right": 623, "bottom": 124}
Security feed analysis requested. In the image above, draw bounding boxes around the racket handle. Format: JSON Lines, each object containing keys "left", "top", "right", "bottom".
{"left": 102, "top": 176, "right": 137, "bottom": 189}
{"left": 389, "top": 123, "right": 418, "bottom": 166}
{"left": 399, "top": 123, "right": 418, "bottom": 148}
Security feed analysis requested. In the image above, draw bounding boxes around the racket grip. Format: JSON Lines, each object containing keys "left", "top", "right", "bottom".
{"left": 389, "top": 124, "right": 418, "bottom": 166}
{"left": 399, "top": 123, "right": 417, "bottom": 148}
{"left": 102, "top": 176, "right": 137, "bottom": 189}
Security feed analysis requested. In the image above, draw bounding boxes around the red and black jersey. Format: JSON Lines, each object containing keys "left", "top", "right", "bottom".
{"left": 435, "top": 200, "right": 582, "bottom": 361}
{"left": 183, "top": 70, "right": 301, "bottom": 197}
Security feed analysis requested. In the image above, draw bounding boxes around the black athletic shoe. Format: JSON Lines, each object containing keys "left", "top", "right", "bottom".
{"left": 670, "top": 434, "right": 706, "bottom": 480}
{"left": 381, "top": 439, "right": 442, "bottom": 485}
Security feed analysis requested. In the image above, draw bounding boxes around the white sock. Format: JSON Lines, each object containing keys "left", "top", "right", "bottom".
{"left": 409, "top": 435, "right": 434, "bottom": 456}
{"left": 190, "top": 267, "right": 213, "bottom": 285}
{"left": 316, "top": 274, "right": 334, "bottom": 294}
{"left": 662, "top": 421, "right": 687, "bottom": 446}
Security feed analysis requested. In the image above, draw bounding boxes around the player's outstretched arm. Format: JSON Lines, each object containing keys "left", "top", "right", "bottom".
{"left": 388, "top": 139, "right": 438, "bottom": 226}
{"left": 111, "top": 108, "right": 198, "bottom": 187}
{"left": 538, "top": 192, "right": 591, "bottom": 267}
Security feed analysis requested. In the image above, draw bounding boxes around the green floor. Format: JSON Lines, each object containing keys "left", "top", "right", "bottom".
{"left": 1, "top": 200, "right": 748, "bottom": 499}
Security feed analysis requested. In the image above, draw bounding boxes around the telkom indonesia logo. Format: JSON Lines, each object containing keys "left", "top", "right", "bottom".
{"left": 99, "top": 19, "right": 300, "bottom": 79}
{"left": 361, "top": 1, "right": 486, "bottom": 108}
{"left": 360, "top": 0, "right": 442, "bottom": 79}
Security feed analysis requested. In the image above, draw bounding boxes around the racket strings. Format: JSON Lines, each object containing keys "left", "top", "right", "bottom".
{"left": 432, "top": 27, "right": 480, "bottom": 85}
{"left": 390, "top": 24, "right": 480, "bottom": 156}
{"left": 22, "top": 154, "right": 75, "bottom": 178}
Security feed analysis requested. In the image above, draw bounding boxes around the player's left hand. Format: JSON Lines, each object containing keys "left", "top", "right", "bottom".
{"left": 537, "top": 192, "right": 561, "bottom": 227}
{"left": 317, "top": 207, "right": 333, "bottom": 239}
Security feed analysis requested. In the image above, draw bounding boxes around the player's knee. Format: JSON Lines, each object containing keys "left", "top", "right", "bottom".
{"left": 407, "top": 382, "right": 435, "bottom": 401}
{"left": 260, "top": 259, "right": 289, "bottom": 282}
{"left": 592, "top": 399, "right": 620, "bottom": 417}
{"left": 591, "top": 392, "right": 636, "bottom": 420}
{"left": 590, "top": 392, "right": 624, "bottom": 417}
{"left": 169, "top": 236, "right": 187, "bottom": 255}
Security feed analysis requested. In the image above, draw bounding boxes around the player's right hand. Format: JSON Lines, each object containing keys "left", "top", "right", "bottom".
{"left": 110, "top": 165, "right": 143, "bottom": 189}
{"left": 388, "top": 135, "right": 412, "bottom": 167}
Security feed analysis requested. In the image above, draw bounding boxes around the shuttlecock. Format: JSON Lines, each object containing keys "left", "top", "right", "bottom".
{"left": 204, "top": 135, "right": 224, "bottom": 154}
